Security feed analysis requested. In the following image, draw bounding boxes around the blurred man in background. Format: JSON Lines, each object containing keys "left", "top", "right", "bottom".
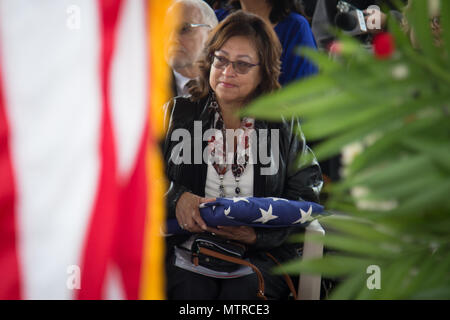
{"left": 165, "top": 0, "right": 218, "bottom": 97}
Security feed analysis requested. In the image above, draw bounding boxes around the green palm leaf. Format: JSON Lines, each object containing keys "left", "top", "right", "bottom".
{"left": 244, "top": 0, "right": 450, "bottom": 299}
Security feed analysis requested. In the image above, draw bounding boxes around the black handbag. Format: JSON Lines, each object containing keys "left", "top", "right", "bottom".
{"left": 191, "top": 233, "right": 247, "bottom": 273}
{"left": 189, "top": 233, "right": 298, "bottom": 300}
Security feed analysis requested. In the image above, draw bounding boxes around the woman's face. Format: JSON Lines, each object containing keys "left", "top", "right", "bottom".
{"left": 209, "top": 36, "right": 262, "bottom": 107}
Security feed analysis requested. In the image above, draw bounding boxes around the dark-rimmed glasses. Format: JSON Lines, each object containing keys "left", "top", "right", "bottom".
{"left": 177, "top": 23, "right": 211, "bottom": 36}
{"left": 212, "top": 55, "right": 259, "bottom": 75}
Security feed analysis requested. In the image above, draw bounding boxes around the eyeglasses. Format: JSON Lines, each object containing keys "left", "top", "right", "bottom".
{"left": 177, "top": 23, "right": 211, "bottom": 36}
{"left": 212, "top": 55, "right": 259, "bottom": 75}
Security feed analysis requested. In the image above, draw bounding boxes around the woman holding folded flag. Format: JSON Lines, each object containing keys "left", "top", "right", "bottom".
{"left": 163, "top": 11, "right": 323, "bottom": 300}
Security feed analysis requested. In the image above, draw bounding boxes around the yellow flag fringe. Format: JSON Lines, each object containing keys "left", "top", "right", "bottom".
{"left": 140, "top": 0, "right": 175, "bottom": 300}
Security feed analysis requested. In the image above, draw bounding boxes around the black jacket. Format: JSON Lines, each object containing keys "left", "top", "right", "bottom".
{"left": 163, "top": 94, "right": 323, "bottom": 260}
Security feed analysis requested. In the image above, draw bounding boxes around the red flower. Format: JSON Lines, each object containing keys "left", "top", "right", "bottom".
{"left": 328, "top": 41, "right": 342, "bottom": 55}
{"left": 373, "top": 32, "right": 395, "bottom": 59}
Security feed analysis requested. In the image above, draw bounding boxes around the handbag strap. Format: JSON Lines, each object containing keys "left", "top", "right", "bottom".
{"left": 195, "top": 247, "right": 268, "bottom": 300}
{"left": 265, "top": 252, "right": 298, "bottom": 300}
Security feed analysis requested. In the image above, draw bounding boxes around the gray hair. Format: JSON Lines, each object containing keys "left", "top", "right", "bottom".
{"left": 173, "top": 0, "right": 218, "bottom": 28}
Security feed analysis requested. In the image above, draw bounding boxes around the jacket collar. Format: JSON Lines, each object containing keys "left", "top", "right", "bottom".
{"left": 198, "top": 93, "right": 214, "bottom": 131}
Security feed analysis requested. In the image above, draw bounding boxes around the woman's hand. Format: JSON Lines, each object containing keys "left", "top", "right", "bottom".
{"left": 176, "top": 192, "right": 215, "bottom": 233}
{"left": 206, "top": 226, "right": 257, "bottom": 245}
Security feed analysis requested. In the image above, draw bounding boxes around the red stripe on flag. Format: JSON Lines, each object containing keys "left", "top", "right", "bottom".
{"left": 113, "top": 123, "right": 149, "bottom": 300}
{"left": 0, "top": 55, "right": 22, "bottom": 299}
{"left": 76, "top": 0, "right": 122, "bottom": 299}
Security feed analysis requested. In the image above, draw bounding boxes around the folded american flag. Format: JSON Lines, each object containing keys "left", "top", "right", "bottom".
{"left": 166, "top": 197, "right": 324, "bottom": 235}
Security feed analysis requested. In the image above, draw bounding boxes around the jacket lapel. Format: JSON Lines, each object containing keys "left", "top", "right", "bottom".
{"left": 253, "top": 120, "right": 268, "bottom": 197}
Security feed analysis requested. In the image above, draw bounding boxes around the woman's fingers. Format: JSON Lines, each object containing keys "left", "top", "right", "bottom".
{"left": 176, "top": 192, "right": 197, "bottom": 231}
{"left": 179, "top": 207, "right": 203, "bottom": 232}
{"left": 192, "top": 197, "right": 215, "bottom": 230}
{"left": 186, "top": 205, "right": 205, "bottom": 233}
{"left": 187, "top": 195, "right": 206, "bottom": 231}
{"left": 175, "top": 193, "right": 221, "bottom": 233}
{"left": 175, "top": 192, "right": 211, "bottom": 233}
{"left": 199, "top": 197, "right": 216, "bottom": 203}
{"left": 191, "top": 208, "right": 207, "bottom": 231}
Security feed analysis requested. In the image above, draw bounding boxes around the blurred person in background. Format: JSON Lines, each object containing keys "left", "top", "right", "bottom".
{"left": 401, "top": 0, "right": 442, "bottom": 48}
{"left": 205, "top": 0, "right": 229, "bottom": 10}
{"left": 310, "top": 0, "right": 408, "bottom": 49}
{"left": 165, "top": 0, "right": 218, "bottom": 97}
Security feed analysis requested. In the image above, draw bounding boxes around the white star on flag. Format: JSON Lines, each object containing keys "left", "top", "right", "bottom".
{"left": 199, "top": 203, "right": 215, "bottom": 211}
{"left": 224, "top": 206, "right": 234, "bottom": 219}
{"left": 270, "top": 197, "right": 289, "bottom": 202}
{"left": 199, "top": 203, "right": 216, "bottom": 211}
{"left": 253, "top": 204, "right": 278, "bottom": 224}
{"left": 232, "top": 197, "right": 250, "bottom": 203}
{"left": 292, "top": 206, "right": 313, "bottom": 224}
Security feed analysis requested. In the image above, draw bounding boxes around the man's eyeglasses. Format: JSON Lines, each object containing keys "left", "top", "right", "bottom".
{"left": 212, "top": 55, "right": 259, "bottom": 75}
{"left": 177, "top": 23, "right": 211, "bottom": 35}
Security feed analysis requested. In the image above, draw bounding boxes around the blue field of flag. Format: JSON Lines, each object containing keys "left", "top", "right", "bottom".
{"left": 166, "top": 197, "right": 324, "bottom": 235}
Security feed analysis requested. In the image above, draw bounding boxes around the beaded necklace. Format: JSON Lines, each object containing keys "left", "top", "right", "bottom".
{"left": 207, "top": 96, "right": 254, "bottom": 197}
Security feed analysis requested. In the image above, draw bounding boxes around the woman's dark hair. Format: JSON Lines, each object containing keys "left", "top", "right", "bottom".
{"left": 189, "top": 11, "right": 282, "bottom": 102}
{"left": 227, "top": 0, "right": 300, "bottom": 24}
